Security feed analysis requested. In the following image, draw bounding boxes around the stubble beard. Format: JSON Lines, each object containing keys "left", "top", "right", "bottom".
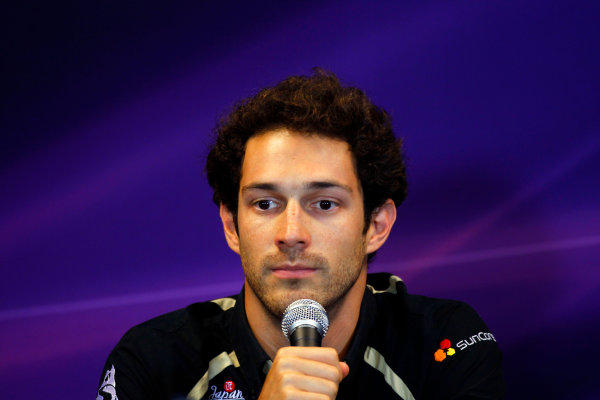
{"left": 241, "top": 242, "right": 367, "bottom": 320}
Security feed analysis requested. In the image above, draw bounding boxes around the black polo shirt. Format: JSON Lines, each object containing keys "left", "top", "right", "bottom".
{"left": 97, "top": 273, "right": 505, "bottom": 399}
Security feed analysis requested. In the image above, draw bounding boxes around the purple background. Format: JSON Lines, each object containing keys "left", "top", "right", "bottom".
{"left": 2, "top": 1, "right": 599, "bottom": 398}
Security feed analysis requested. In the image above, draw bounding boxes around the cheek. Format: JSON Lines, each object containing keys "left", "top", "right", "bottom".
{"left": 324, "top": 222, "right": 365, "bottom": 251}
{"left": 237, "top": 217, "right": 272, "bottom": 250}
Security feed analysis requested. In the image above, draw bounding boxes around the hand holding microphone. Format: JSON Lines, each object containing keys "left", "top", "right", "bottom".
{"left": 258, "top": 299, "right": 349, "bottom": 400}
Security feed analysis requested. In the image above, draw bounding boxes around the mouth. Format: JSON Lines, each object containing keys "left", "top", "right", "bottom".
{"left": 270, "top": 264, "right": 318, "bottom": 279}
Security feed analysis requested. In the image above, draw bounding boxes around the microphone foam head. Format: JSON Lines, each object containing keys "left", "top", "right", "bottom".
{"left": 281, "top": 299, "right": 329, "bottom": 339}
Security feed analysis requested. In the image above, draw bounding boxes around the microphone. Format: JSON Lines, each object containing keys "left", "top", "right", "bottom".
{"left": 281, "top": 299, "right": 329, "bottom": 346}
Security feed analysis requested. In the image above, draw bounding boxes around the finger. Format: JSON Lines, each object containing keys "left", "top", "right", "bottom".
{"left": 339, "top": 362, "right": 350, "bottom": 378}
{"left": 276, "top": 356, "right": 343, "bottom": 382}
{"left": 277, "top": 347, "right": 341, "bottom": 365}
{"left": 281, "top": 373, "right": 339, "bottom": 398}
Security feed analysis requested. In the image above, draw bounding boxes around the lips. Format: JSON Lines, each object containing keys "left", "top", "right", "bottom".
{"left": 270, "top": 264, "right": 318, "bottom": 279}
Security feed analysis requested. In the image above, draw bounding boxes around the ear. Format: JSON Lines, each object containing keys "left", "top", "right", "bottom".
{"left": 365, "top": 199, "right": 397, "bottom": 254}
{"left": 219, "top": 204, "right": 241, "bottom": 255}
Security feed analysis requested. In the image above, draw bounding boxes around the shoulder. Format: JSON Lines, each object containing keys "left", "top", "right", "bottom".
{"left": 97, "top": 295, "right": 239, "bottom": 399}
{"left": 119, "top": 295, "right": 237, "bottom": 344}
{"left": 367, "top": 272, "right": 483, "bottom": 330}
{"left": 366, "top": 272, "right": 505, "bottom": 398}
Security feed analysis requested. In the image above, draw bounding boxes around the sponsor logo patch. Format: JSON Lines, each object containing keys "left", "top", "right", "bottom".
{"left": 97, "top": 364, "right": 118, "bottom": 400}
{"left": 456, "top": 331, "right": 496, "bottom": 351}
{"left": 434, "top": 338, "right": 456, "bottom": 362}
{"left": 435, "top": 332, "right": 497, "bottom": 362}
{"left": 208, "top": 381, "right": 245, "bottom": 399}
{"left": 224, "top": 380, "right": 235, "bottom": 392}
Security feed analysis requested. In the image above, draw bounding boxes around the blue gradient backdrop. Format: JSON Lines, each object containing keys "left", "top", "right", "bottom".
{"left": 1, "top": 1, "right": 599, "bottom": 398}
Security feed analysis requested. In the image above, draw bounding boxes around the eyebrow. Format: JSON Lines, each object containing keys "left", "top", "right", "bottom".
{"left": 241, "top": 181, "right": 354, "bottom": 194}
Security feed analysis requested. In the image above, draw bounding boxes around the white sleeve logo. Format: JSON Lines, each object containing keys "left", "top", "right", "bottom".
{"left": 97, "top": 365, "right": 118, "bottom": 400}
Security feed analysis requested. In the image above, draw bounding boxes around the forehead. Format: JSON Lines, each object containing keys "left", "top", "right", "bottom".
{"left": 240, "top": 129, "right": 359, "bottom": 189}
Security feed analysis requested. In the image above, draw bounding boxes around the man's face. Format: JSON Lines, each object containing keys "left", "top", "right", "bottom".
{"left": 224, "top": 128, "right": 374, "bottom": 318}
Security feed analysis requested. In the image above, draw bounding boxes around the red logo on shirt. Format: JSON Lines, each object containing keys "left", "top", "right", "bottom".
{"left": 224, "top": 380, "right": 235, "bottom": 392}
{"left": 434, "top": 338, "right": 456, "bottom": 362}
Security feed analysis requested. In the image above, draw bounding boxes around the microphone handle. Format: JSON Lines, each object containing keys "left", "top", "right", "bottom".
{"left": 290, "top": 325, "right": 322, "bottom": 347}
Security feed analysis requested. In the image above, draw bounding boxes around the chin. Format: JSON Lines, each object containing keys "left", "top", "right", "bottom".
{"left": 261, "top": 289, "right": 322, "bottom": 318}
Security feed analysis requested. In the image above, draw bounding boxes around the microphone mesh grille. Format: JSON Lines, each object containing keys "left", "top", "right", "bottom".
{"left": 281, "top": 299, "right": 329, "bottom": 339}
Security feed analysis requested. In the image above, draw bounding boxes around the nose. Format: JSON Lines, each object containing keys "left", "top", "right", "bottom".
{"left": 275, "top": 200, "right": 311, "bottom": 252}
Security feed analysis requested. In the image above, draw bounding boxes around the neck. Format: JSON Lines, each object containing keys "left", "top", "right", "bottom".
{"left": 321, "top": 271, "right": 366, "bottom": 359}
{"left": 244, "top": 270, "right": 367, "bottom": 360}
{"left": 245, "top": 286, "right": 287, "bottom": 359}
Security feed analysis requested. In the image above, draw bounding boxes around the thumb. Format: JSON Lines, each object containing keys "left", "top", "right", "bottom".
{"left": 339, "top": 361, "right": 350, "bottom": 379}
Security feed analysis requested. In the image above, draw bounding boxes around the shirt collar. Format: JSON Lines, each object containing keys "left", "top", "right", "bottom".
{"left": 229, "top": 285, "right": 379, "bottom": 389}
{"left": 341, "top": 288, "right": 377, "bottom": 378}
{"left": 229, "top": 287, "right": 272, "bottom": 391}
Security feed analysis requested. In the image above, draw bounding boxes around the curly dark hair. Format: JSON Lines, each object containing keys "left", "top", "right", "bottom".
{"left": 206, "top": 69, "right": 407, "bottom": 259}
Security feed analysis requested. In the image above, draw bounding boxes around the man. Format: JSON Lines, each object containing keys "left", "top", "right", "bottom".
{"left": 97, "top": 70, "right": 505, "bottom": 399}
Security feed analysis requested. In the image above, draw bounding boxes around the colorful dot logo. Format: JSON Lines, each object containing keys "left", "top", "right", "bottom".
{"left": 434, "top": 338, "right": 456, "bottom": 362}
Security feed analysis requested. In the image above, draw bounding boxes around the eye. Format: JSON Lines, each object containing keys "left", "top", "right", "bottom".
{"left": 255, "top": 199, "right": 277, "bottom": 210}
{"left": 314, "top": 200, "right": 338, "bottom": 211}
